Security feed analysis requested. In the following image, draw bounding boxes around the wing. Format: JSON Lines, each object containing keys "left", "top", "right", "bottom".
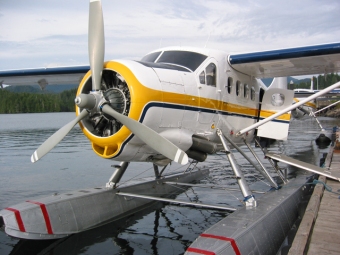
{"left": 228, "top": 42, "right": 340, "bottom": 78}
{"left": 0, "top": 65, "right": 90, "bottom": 87}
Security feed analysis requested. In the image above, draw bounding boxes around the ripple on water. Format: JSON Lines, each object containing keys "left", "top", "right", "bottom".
{"left": 0, "top": 113, "right": 338, "bottom": 255}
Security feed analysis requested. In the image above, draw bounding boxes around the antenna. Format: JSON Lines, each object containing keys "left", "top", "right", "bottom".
{"left": 204, "top": 31, "right": 211, "bottom": 48}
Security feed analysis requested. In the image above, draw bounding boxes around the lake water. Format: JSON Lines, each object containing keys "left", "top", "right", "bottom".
{"left": 0, "top": 113, "right": 338, "bottom": 254}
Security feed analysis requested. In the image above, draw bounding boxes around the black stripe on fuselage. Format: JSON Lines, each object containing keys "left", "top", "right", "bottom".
{"left": 114, "top": 102, "right": 288, "bottom": 158}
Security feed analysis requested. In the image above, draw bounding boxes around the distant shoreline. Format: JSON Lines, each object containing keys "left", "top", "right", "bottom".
{"left": 324, "top": 108, "right": 340, "bottom": 118}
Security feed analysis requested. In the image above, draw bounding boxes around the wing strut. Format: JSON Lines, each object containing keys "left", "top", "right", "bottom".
{"left": 237, "top": 81, "right": 340, "bottom": 137}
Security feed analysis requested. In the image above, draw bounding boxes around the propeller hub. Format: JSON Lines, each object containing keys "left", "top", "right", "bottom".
{"left": 77, "top": 69, "right": 131, "bottom": 137}
{"left": 75, "top": 93, "right": 96, "bottom": 109}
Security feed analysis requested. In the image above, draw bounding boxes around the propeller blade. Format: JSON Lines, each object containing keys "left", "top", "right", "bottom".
{"left": 101, "top": 105, "right": 188, "bottom": 165}
{"left": 88, "top": 0, "right": 105, "bottom": 91}
{"left": 31, "top": 110, "right": 89, "bottom": 163}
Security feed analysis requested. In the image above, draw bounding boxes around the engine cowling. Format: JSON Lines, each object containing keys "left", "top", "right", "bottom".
{"left": 76, "top": 60, "right": 162, "bottom": 159}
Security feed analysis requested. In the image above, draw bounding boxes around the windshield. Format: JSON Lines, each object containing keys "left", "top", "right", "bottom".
{"left": 140, "top": 51, "right": 161, "bottom": 63}
{"left": 141, "top": 50, "right": 207, "bottom": 71}
{"left": 157, "top": 51, "right": 207, "bottom": 71}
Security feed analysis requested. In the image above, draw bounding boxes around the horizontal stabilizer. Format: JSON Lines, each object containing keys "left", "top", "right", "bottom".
{"left": 266, "top": 153, "right": 340, "bottom": 181}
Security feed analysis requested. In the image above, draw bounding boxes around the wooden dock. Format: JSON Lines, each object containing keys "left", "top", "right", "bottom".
{"left": 289, "top": 137, "right": 340, "bottom": 255}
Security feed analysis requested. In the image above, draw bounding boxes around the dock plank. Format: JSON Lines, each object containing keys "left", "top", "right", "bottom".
{"left": 308, "top": 242, "right": 340, "bottom": 252}
{"left": 308, "top": 248, "right": 340, "bottom": 255}
{"left": 308, "top": 229, "right": 340, "bottom": 245}
{"left": 290, "top": 135, "right": 340, "bottom": 255}
{"left": 306, "top": 149, "right": 340, "bottom": 255}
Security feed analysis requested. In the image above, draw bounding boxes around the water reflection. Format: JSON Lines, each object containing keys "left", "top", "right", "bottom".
{"left": 7, "top": 202, "right": 228, "bottom": 255}
{"left": 1, "top": 113, "right": 339, "bottom": 255}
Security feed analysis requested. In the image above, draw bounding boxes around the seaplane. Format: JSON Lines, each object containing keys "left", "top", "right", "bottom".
{"left": 1, "top": 0, "right": 340, "bottom": 254}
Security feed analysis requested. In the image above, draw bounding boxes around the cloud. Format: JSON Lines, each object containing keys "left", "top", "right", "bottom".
{"left": 0, "top": 0, "right": 339, "bottom": 69}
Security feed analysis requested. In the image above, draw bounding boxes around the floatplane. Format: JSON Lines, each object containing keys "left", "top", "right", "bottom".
{"left": 1, "top": 0, "right": 340, "bottom": 254}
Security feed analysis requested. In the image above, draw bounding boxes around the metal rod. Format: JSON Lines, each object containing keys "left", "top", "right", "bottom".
{"left": 237, "top": 81, "right": 340, "bottom": 136}
{"left": 243, "top": 139, "right": 279, "bottom": 189}
{"left": 159, "top": 165, "right": 168, "bottom": 176}
{"left": 254, "top": 139, "right": 287, "bottom": 184}
{"left": 314, "top": 100, "right": 340, "bottom": 114}
{"left": 221, "top": 134, "right": 278, "bottom": 188}
{"left": 153, "top": 164, "right": 160, "bottom": 179}
{"left": 117, "top": 192, "right": 236, "bottom": 211}
{"left": 310, "top": 111, "right": 324, "bottom": 131}
{"left": 216, "top": 129, "right": 256, "bottom": 207}
{"left": 266, "top": 153, "right": 340, "bottom": 182}
{"left": 106, "top": 162, "right": 129, "bottom": 188}
{"left": 164, "top": 181, "right": 266, "bottom": 194}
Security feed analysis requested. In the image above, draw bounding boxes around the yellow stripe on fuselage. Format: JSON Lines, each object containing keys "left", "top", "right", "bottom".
{"left": 293, "top": 98, "right": 317, "bottom": 109}
{"left": 76, "top": 61, "right": 290, "bottom": 159}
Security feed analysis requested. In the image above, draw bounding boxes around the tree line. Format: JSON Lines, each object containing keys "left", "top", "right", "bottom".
{"left": 0, "top": 88, "right": 77, "bottom": 113}
{"left": 290, "top": 73, "right": 340, "bottom": 90}
{"left": 1, "top": 73, "right": 339, "bottom": 114}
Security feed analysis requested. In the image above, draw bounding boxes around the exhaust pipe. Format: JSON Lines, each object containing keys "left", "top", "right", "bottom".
{"left": 186, "top": 136, "right": 221, "bottom": 162}
{"left": 190, "top": 136, "right": 218, "bottom": 154}
{"left": 186, "top": 149, "right": 207, "bottom": 162}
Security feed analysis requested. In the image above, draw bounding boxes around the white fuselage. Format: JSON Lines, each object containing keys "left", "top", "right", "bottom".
{"left": 77, "top": 46, "right": 289, "bottom": 164}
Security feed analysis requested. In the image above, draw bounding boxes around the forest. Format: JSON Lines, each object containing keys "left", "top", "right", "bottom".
{"left": 0, "top": 73, "right": 339, "bottom": 114}
{"left": 0, "top": 88, "right": 77, "bottom": 113}
{"left": 290, "top": 73, "right": 340, "bottom": 90}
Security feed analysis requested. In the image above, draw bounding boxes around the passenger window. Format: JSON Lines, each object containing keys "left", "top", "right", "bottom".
{"left": 236, "top": 81, "right": 240, "bottom": 96}
{"left": 199, "top": 71, "right": 205, "bottom": 84}
{"left": 251, "top": 87, "right": 255, "bottom": 101}
{"left": 227, "top": 77, "right": 232, "bottom": 94}
{"left": 206, "top": 63, "right": 216, "bottom": 86}
{"left": 244, "top": 84, "right": 249, "bottom": 99}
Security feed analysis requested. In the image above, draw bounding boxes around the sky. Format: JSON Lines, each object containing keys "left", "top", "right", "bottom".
{"left": 0, "top": 0, "right": 339, "bottom": 72}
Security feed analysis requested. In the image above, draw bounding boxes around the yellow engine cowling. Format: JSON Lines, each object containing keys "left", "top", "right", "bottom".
{"left": 75, "top": 60, "right": 161, "bottom": 159}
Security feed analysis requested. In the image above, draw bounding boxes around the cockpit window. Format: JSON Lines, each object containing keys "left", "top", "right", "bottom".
{"left": 199, "top": 70, "right": 205, "bottom": 84}
{"left": 141, "top": 51, "right": 161, "bottom": 62}
{"left": 198, "top": 63, "right": 217, "bottom": 86}
{"left": 156, "top": 51, "right": 207, "bottom": 71}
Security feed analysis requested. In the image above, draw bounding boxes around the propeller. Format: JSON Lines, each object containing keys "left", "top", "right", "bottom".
{"left": 101, "top": 104, "right": 188, "bottom": 165}
{"left": 88, "top": 0, "right": 104, "bottom": 91}
{"left": 31, "top": 0, "right": 189, "bottom": 165}
{"left": 31, "top": 110, "right": 89, "bottom": 163}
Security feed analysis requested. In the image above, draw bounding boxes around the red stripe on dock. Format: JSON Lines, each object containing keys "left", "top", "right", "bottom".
{"left": 5, "top": 208, "right": 26, "bottom": 232}
{"left": 186, "top": 247, "right": 215, "bottom": 255}
{"left": 26, "top": 200, "right": 53, "bottom": 234}
{"left": 200, "top": 233, "right": 241, "bottom": 255}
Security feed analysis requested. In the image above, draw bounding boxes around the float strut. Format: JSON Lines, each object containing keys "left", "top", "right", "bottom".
{"left": 106, "top": 162, "right": 129, "bottom": 188}
{"left": 310, "top": 111, "right": 325, "bottom": 131}
{"left": 221, "top": 134, "right": 278, "bottom": 189}
{"left": 153, "top": 164, "right": 161, "bottom": 179}
{"left": 217, "top": 129, "right": 257, "bottom": 207}
{"left": 243, "top": 138, "right": 279, "bottom": 189}
{"left": 254, "top": 139, "right": 288, "bottom": 184}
